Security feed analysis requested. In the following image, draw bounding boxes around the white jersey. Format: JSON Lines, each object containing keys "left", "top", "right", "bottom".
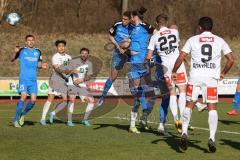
{"left": 148, "top": 26, "right": 180, "bottom": 67}
{"left": 68, "top": 59, "right": 93, "bottom": 87}
{"left": 52, "top": 52, "right": 72, "bottom": 69}
{"left": 182, "top": 31, "right": 232, "bottom": 79}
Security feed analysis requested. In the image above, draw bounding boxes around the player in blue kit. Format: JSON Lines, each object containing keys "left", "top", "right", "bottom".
{"left": 10, "top": 35, "right": 46, "bottom": 127}
{"left": 97, "top": 11, "right": 132, "bottom": 106}
{"left": 128, "top": 7, "right": 155, "bottom": 133}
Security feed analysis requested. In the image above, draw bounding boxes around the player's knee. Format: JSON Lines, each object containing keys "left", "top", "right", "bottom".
{"left": 30, "top": 99, "right": 36, "bottom": 104}
{"left": 207, "top": 103, "right": 217, "bottom": 111}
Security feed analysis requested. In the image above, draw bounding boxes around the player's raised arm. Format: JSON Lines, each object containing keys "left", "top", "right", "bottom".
{"left": 10, "top": 46, "right": 20, "bottom": 62}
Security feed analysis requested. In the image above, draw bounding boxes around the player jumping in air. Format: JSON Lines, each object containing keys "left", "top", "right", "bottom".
{"left": 127, "top": 7, "right": 155, "bottom": 134}
{"left": 10, "top": 35, "right": 47, "bottom": 127}
{"left": 172, "top": 17, "right": 234, "bottom": 152}
{"left": 40, "top": 40, "right": 72, "bottom": 125}
{"left": 97, "top": 11, "right": 132, "bottom": 106}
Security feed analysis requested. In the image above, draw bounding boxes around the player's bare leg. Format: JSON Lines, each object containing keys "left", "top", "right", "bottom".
{"left": 19, "top": 94, "right": 37, "bottom": 126}
{"left": 40, "top": 94, "right": 55, "bottom": 125}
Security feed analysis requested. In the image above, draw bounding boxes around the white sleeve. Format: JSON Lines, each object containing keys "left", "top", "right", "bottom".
{"left": 52, "top": 55, "right": 59, "bottom": 65}
{"left": 181, "top": 38, "right": 191, "bottom": 54}
{"left": 148, "top": 36, "right": 156, "bottom": 51}
{"left": 222, "top": 39, "right": 232, "bottom": 55}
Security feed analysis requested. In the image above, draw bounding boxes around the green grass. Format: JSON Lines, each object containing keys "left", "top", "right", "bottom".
{"left": 0, "top": 99, "right": 239, "bottom": 160}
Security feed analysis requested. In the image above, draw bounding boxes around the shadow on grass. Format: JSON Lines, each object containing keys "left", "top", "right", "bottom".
{"left": 218, "top": 119, "right": 240, "bottom": 125}
{"left": 220, "top": 139, "right": 240, "bottom": 150}
{"left": 152, "top": 134, "right": 210, "bottom": 153}
{"left": 93, "top": 123, "right": 129, "bottom": 132}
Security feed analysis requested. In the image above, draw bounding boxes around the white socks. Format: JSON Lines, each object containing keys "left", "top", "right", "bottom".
{"left": 52, "top": 101, "right": 67, "bottom": 115}
{"left": 41, "top": 101, "right": 51, "bottom": 121}
{"left": 158, "top": 122, "right": 165, "bottom": 131}
{"left": 83, "top": 103, "right": 94, "bottom": 120}
{"left": 170, "top": 95, "right": 178, "bottom": 121}
{"left": 208, "top": 110, "right": 218, "bottom": 142}
{"left": 182, "top": 107, "right": 192, "bottom": 135}
{"left": 130, "top": 110, "right": 138, "bottom": 127}
{"left": 178, "top": 92, "right": 186, "bottom": 121}
{"left": 67, "top": 102, "right": 74, "bottom": 122}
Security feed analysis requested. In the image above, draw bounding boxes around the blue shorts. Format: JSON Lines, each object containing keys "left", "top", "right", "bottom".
{"left": 111, "top": 50, "right": 127, "bottom": 70}
{"left": 18, "top": 80, "right": 38, "bottom": 95}
{"left": 128, "top": 70, "right": 147, "bottom": 80}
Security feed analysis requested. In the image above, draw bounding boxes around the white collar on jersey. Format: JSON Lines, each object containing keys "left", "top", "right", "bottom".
{"left": 57, "top": 52, "right": 67, "bottom": 56}
{"left": 201, "top": 31, "right": 212, "bottom": 35}
{"left": 159, "top": 26, "right": 168, "bottom": 31}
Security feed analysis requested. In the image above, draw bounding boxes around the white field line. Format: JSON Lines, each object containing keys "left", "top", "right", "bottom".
{"left": 98, "top": 116, "right": 240, "bottom": 135}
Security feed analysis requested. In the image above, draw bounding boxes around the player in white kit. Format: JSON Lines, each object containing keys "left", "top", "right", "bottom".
{"left": 40, "top": 40, "right": 72, "bottom": 125}
{"left": 172, "top": 17, "right": 234, "bottom": 152}
{"left": 146, "top": 14, "right": 187, "bottom": 133}
{"left": 67, "top": 47, "right": 95, "bottom": 126}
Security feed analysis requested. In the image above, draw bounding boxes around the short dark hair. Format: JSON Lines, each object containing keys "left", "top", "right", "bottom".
{"left": 198, "top": 17, "right": 213, "bottom": 31}
{"left": 123, "top": 11, "right": 131, "bottom": 19}
{"left": 80, "top": 47, "right": 89, "bottom": 54}
{"left": 155, "top": 14, "right": 168, "bottom": 24}
{"left": 55, "top": 40, "right": 66, "bottom": 46}
{"left": 25, "top": 34, "right": 35, "bottom": 40}
{"left": 132, "top": 7, "right": 147, "bottom": 20}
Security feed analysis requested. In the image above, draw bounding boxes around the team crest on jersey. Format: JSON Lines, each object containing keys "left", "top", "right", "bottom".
{"left": 199, "top": 37, "right": 214, "bottom": 42}
{"left": 160, "top": 30, "right": 171, "bottom": 36}
{"left": 33, "top": 52, "right": 39, "bottom": 57}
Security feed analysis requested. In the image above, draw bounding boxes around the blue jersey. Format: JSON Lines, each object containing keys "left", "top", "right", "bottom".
{"left": 130, "top": 22, "right": 154, "bottom": 63}
{"left": 15, "top": 47, "right": 42, "bottom": 81}
{"left": 109, "top": 21, "right": 133, "bottom": 45}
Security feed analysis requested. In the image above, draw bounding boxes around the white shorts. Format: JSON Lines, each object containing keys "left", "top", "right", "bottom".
{"left": 68, "top": 85, "right": 90, "bottom": 102}
{"left": 187, "top": 76, "right": 218, "bottom": 103}
{"left": 163, "top": 63, "right": 187, "bottom": 87}
{"left": 48, "top": 86, "right": 62, "bottom": 96}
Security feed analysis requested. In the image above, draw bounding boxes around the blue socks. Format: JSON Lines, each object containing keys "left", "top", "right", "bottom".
{"left": 139, "top": 91, "right": 147, "bottom": 110}
{"left": 102, "top": 79, "right": 113, "bottom": 97}
{"left": 22, "top": 102, "right": 35, "bottom": 116}
{"left": 132, "top": 99, "right": 140, "bottom": 112}
{"left": 159, "top": 96, "right": 170, "bottom": 123}
{"left": 14, "top": 99, "right": 24, "bottom": 121}
{"left": 233, "top": 92, "right": 240, "bottom": 111}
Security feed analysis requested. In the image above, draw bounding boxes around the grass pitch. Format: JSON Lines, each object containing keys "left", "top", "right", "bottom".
{"left": 0, "top": 98, "right": 239, "bottom": 160}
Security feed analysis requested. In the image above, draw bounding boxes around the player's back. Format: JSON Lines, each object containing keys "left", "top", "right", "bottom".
{"left": 183, "top": 31, "right": 232, "bottom": 79}
{"left": 130, "top": 22, "right": 154, "bottom": 63}
{"left": 153, "top": 27, "right": 180, "bottom": 65}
